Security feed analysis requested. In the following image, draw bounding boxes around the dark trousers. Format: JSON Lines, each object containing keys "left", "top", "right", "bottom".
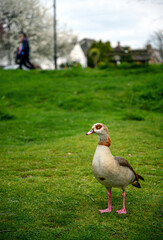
{"left": 19, "top": 55, "right": 34, "bottom": 69}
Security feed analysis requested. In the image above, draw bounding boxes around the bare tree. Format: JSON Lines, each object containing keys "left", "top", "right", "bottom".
{"left": 149, "top": 30, "right": 163, "bottom": 62}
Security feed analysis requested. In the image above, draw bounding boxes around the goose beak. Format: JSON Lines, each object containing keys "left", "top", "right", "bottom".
{"left": 86, "top": 128, "right": 95, "bottom": 135}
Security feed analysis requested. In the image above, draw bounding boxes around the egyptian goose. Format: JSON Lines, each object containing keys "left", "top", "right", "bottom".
{"left": 86, "top": 123, "right": 144, "bottom": 214}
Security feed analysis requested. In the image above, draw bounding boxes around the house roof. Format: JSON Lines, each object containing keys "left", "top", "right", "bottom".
{"left": 114, "top": 41, "right": 124, "bottom": 52}
{"left": 79, "top": 38, "right": 95, "bottom": 56}
{"left": 107, "top": 47, "right": 153, "bottom": 63}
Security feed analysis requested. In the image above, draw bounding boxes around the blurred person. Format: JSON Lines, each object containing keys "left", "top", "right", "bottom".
{"left": 17, "top": 33, "right": 34, "bottom": 69}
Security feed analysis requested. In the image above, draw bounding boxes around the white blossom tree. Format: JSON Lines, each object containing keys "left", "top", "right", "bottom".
{"left": 0, "top": 0, "right": 77, "bottom": 67}
{"left": 57, "top": 24, "right": 77, "bottom": 59}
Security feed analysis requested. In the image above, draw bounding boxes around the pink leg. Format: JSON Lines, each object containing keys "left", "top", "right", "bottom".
{"left": 99, "top": 190, "right": 113, "bottom": 213}
{"left": 116, "top": 191, "right": 127, "bottom": 214}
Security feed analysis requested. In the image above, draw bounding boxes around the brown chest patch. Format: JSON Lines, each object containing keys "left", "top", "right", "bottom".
{"left": 99, "top": 177, "right": 105, "bottom": 181}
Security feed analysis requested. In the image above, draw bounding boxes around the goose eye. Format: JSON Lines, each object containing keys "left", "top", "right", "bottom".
{"left": 96, "top": 124, "right": 102, "bottom": 129}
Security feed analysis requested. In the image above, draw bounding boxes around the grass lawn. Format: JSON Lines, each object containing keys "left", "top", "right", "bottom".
{"left": 0, "top": 65, "right": 162, "bottom": 239}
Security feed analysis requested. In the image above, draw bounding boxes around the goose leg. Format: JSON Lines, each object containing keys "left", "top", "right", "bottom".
{"left": 116, "top": 191, "right": 127, "bottom": 214}
{"left": 99, "top": 190, "right": 113, "bottom": 213}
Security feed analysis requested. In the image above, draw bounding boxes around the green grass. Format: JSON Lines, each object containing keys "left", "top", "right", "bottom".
{"left": 0, "top": 65, "right": 163, "bottom": 239}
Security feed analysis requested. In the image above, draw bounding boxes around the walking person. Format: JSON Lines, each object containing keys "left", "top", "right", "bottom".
{"left": 17, "top": 33, "right": 34, "bottom": 70}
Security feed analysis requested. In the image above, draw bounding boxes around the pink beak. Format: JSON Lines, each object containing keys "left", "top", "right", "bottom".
{"left": 86, "top": 128, "right": 95, "bottom": 135}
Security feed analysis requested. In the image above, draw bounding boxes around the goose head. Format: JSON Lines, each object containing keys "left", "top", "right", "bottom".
{"left": 86, "top": 123, "right": 111, "bottom": 147}
{"left": 86, "top": 123, "right": 108, "bottom": 135}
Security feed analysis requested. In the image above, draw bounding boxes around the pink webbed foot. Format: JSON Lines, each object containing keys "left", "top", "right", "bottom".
{"left": 99, "top": 190, "right": 113, "bottom": 213}
{"left": 116, "top": 191, "right": 127, "bottom": 214}
{"left": 116, "top": 208, "right": 127, "bottom": 214}
{"left": 99, "top": 206, "right": 113, "bottom": 213}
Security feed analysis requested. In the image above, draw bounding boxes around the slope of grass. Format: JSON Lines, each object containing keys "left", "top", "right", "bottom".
{"left": 0, "top": 66, "right": 162, "bottom": 239}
